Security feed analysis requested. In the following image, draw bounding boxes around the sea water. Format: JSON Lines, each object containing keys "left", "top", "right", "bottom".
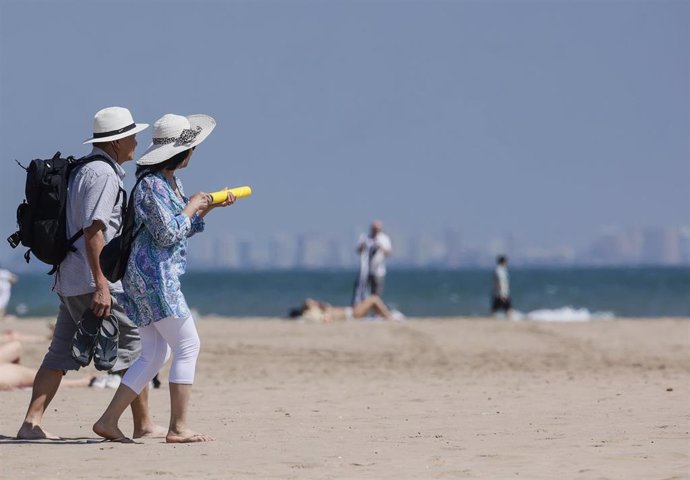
{"left": 6, "top": 267, "right": 689, "bottom": 320}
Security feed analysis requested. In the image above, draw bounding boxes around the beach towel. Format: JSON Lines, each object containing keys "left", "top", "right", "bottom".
{"left": 352, "top": 236, "right": 374, "bottom": 305}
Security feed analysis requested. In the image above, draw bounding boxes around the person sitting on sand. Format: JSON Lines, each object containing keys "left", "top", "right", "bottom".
{"left": 289, "top": 295, "right": 397, "bottom": 322}
{"left": 0, "top": 340, "right": 93, "bottom": 391}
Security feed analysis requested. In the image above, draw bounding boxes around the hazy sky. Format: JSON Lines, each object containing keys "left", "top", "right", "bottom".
{"left": 0, "top": 0, "right": 687, "bottom": 260}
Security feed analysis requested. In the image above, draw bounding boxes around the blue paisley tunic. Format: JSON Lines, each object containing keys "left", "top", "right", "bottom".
{"left": 120, "top": 172, "right": 204, "bottom": 327}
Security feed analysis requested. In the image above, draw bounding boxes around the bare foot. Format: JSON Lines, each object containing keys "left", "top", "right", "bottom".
{"left": 16, "top": 422, "right": 59, "bottom": 440}
{"left": 133, "top": 424, "right": 168, "bottom": 439}
{"left": 93, "top": 419, "right": 132, "bottom": 443}
{"left": 166, "top": 429, "right": 215, "bottom": 443}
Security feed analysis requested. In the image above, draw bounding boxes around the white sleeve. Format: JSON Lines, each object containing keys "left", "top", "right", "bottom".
{"left": 377, "top": 234, "right": 392, "bottom": 253}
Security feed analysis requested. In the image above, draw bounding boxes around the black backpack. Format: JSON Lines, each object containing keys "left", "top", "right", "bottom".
{"left": 7, "top": 151, "right": 123, "bottom": 274}
{"left": 99, "top": 171, "right": 152, "bottom": 282}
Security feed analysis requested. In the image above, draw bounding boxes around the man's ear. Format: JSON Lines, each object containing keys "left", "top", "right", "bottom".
{"left": 111, "top": 139, "right": 125, "bottom": 155}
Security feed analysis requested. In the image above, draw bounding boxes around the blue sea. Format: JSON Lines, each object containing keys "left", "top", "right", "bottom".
{"left": 6, "top": 267, "right": 689, "bottom": 320}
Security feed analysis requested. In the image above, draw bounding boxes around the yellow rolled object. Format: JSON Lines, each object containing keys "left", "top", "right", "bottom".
{"left": 209, "top": 186, "right": 252, "bottom": 204}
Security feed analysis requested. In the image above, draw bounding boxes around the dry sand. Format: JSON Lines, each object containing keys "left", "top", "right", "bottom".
{"left": 0, "top": 316, "right": 688, "bottom": 479}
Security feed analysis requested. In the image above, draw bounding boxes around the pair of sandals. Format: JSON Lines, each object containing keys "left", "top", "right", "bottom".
{"left": 71, "top": 308, "right": 119, "bottom": 371}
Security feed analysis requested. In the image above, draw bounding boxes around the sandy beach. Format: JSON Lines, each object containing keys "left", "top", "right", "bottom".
{"left": 0, "top": 316, "right": 687, "bottom": 479}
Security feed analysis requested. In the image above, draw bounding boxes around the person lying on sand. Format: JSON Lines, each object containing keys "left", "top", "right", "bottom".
{"left": 0, "top": 341, "right": 93, "bottom": 391}
{"left": 289, "top": 295, "right": 399, "bottom": 322}
{"left": 2, "top": 329, "right": 52, "bottom": 344}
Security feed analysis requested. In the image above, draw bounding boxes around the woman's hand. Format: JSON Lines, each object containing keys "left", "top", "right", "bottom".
{"left": 190, "top": 192, "right": 211, "bottom": 211}
{"left": 217, "top": 191, "right": 237, "bottom": 207}
{"left": 200, "top": 191, "right": 236, "bottom": 218}
{"left": 183, "top": 192, "right": 210, "bottom": 218}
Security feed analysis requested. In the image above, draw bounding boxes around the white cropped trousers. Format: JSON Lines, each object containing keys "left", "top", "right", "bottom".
{"left": 122, "top": 315, "right": 200, "bottom": 395}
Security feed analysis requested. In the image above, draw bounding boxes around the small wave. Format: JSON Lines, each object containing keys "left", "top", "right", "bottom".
{"left": 510, "top": 306, "right": 615, "bottom": 322}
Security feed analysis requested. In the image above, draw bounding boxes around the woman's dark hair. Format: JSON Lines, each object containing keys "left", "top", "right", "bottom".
{"left": 136, "top": 148, "right": 193, "bottom": 177}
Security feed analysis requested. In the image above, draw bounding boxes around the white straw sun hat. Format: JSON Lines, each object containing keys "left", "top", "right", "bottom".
{"left": 137, "top": 114, "right": 216, "bottom": 166}
{"left": 83, "top": 106, "right": 149, "bottom": 144}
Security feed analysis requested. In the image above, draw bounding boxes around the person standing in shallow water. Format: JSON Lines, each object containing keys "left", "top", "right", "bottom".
{"left": 94, "top": 113, "right": 235, "bottom": 443}
{"left": 491, "top": 255, "right": 512, "bottom": 316}
{"left": 353, "top": 220, "right": 392, "bottom": 305}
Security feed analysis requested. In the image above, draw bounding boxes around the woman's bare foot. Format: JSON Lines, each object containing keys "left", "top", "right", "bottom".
{"left": 16, "top": 422, "right": 59, "bottom": 440}
{"left": 93, "top": 419, "right": 132, "bottom": 443}
{"left": 166, "top": 429, "right": 215, "bottom": 443}
{"left": 133, "top": 424, "right": 168, "bottom": 439}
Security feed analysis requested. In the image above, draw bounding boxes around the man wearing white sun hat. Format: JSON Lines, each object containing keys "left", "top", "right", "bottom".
{"left": 94, "top": 113, "right": 235, "bottom": 443}
{"left": 17, "top": 107, "right": 165, "bottom": 440}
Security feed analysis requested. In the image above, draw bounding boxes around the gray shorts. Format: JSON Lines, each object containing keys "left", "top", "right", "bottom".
{"left": 367, "top": 274, "right": 385, "bottom": 297}
{"left": 41, "top": 293, "right": 141, "bottom": 373}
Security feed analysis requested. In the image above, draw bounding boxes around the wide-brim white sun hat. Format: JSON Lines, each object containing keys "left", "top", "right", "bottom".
{"left": 137, "top": 114, "right": 216, "bottom": 166}
{"left": 83, "top": 106, "right": 149, "bottom": 144}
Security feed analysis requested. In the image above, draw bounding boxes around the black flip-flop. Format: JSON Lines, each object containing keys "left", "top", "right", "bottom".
{"left": 71, "top": 309, "right": 102, "bottom": 367}
{"left": 94, "top": 314, "right": 119, "bottom": 371}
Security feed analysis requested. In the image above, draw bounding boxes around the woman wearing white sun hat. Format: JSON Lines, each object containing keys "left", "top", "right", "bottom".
{"left": 94, "top": 113, "right": 235, "bottom": 443}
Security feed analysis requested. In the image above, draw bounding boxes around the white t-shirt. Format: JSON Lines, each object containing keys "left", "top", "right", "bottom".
{"left": 493, "top": 265, "right": 510, "bottom": 298}
{"left": 359, "top": 233, "right": 392, "bottom": 278}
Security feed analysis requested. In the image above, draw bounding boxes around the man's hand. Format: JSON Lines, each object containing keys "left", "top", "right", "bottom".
{"left": 91, "top": 283, "right": 111, "bottom": 317}
{"left": 83, "top": 220, "right": 111, "bottom": 317}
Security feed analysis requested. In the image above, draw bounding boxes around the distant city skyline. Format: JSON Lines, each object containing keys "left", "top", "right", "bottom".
{"left": 1, "top": 1, "right": 687, "bottom": 262}
{"left": 190, "top": 224, "right": 690, "bottom": 269}
{"left": 4, "top": 224, "right": 688, "bottom": 272}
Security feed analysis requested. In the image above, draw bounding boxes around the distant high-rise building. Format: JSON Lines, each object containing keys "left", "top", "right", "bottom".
{"left": 585, "top": 229, "right": 625, "bottom": 265}
{"left": 444, "top": 229, "right": 463, "bottom": 268}
{"left": 679, "top": 227, "right": 690, "bottom": 264}
{"left": 641, "top": 227, "right": 680, "bottom": 265}
{"left": 215, "top": 236, "right": 239, "bottom": 268}
{"left": 294, "top": 235, "right": 306, "bottom": 269}
{"left": 268, "top": 234, "right": 298, "bottom": 269}
{"left": 238, "top": 240, "right": 253, "bottom": 269}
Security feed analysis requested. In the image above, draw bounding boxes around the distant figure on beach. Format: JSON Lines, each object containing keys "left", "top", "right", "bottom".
{"left": 0, "top": 268, "right": 18, "bottom": 320}
{"left": 353, "top": 220, "right": 392, "bottom": 305}
{"left": 17, "top": 107, "right": 162, "bottom": 440}
{"left": 289, "top": 295, "right": 399, "bottom": 322}
{"left": 94, "top": 113, "right": 235, "bottom": 444}
{"left": 491, "top": 255, "right": 512, "bottom": 316}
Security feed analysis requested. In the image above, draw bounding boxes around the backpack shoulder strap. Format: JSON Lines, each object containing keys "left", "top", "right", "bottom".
{"left": 74, "top": 154, "right": 119, "bottom": 174}
{"left": 126, "top": 170, "right": 156, "bottom": 239}
{"left": 64, "top": 155, "right": 126, "bottom": 250}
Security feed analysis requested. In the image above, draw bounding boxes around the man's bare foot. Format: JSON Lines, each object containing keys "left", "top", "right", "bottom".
{"left": 16, "top": 422, "right": 59, "bottom": 440}
{"left": 166, "top": 429, "right": 215, "bottom": 443}
{"left": 93, "top": 419, "right": 132, "bottom": 443}
{"left": 133, "top": 424, "right": 168, "bottom": 439}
